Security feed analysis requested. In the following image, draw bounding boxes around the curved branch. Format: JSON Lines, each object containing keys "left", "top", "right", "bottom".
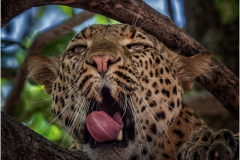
{"left": 1, "top": 111, "right": 91, "bottom": 160}
{"left": 2, "top": 0, "right": 238, "bottom": 120}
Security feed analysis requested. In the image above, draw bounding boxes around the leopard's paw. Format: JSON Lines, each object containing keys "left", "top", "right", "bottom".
{"left": 177, "top": 128, "right": 239, "bottom": 160}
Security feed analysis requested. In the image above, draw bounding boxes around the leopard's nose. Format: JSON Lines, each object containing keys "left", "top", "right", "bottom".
{"left": 89, "top": 55, "right": 116, "bottom": 73}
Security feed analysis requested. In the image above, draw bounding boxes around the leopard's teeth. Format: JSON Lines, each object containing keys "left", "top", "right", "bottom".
{"left": 116, "top": 130, "right": 123, "bottom": 140}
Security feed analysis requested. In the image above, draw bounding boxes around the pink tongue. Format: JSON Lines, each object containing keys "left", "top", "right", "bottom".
{"left": 86, "top": 111, "right": 124, "bottom": 142}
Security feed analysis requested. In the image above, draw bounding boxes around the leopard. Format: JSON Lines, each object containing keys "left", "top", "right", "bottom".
{"left": 27, "top": 24, "right": 239, "bottom": 160}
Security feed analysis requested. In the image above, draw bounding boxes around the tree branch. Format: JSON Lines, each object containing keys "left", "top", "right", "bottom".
{"left": 3, "top": 11, "right": 95, "bottom": 116}
{"left": 1, "top": 111, "right": 91, "bottom": 160}
{"left": 2, "top": 0, "right": 238, "bottom": 120}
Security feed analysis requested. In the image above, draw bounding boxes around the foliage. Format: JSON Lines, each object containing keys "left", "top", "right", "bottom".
{"left": 214, "top": 0, "right": 239, "bottom": 24}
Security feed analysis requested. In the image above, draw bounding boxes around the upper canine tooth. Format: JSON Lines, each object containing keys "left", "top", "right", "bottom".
{"left": 117, "top": 130, "right": 123, "bottom": 140}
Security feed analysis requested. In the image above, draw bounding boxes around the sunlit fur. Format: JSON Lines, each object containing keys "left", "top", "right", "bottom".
{"left": 28, "top": 24, "right": 213, "bottom": 159}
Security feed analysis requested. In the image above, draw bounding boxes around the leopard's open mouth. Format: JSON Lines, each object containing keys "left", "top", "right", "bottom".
{"left": 84, "top": 87, "right": 134, "bottom": 148}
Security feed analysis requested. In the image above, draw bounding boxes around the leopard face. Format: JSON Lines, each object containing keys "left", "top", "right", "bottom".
{"left": 28, "top": 24, "right": 210, "bottom": 160}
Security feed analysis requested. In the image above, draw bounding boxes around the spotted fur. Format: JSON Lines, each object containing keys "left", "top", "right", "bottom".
{"left": 28, "top": 24, "right": 238, "bottom": 160}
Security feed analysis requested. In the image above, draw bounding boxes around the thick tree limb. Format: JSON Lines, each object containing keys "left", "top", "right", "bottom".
{"left": 2, "top": 0, "right": 238, "bottom": 120}
{"left": 1, "top": 111, "right": 91, "bottom": 160}
{"left": 4, "top": 11, "right": 95, "bottom": 116}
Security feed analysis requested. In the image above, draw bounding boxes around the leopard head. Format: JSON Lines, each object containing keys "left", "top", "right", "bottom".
{"left": 28, "top": 24, "right": 210, "bottom": 159}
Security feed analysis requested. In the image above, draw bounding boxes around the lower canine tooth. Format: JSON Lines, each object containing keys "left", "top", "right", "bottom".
{"left": 116, "top": 130, "right": 123, "bottom": 140}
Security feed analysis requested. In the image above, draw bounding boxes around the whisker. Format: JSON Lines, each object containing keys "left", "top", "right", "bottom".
{"left": 161, "top": 100, "right": 198, "bottom": 124}
{"left": 39, "top": 86, "right": 89, "bottom": 133}
{"left": 60, "top": 130, "right": 72, "bottom": 148}
{"left": 128, "top": 97, "right": 145, "bottom": 160}
{"left": 129, "top": 95, "right": 154, "bottom": 159}
{"left": 137, "top": 76, "right": 176, "bottom": 80}
{"left": 123, "top": 79, "right": 177, "bottom": 156}
{"left": 66, "top": 87, "right": 91, "bottom": 135}
{"left": 119, "top": 83, "right": 153, "bottom": 159}
{"left": 132, "top": 1, "right": 145, "bottom": 27}
{"left": 25, "top": 83, "right": 78, "bottom": 104}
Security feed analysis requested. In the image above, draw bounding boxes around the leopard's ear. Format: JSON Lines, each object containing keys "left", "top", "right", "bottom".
{"left": 173, "top": 53, "right": 211, "bottom": 92}
{"left": 27, "top": 55, "right": 60, "bottom": 94}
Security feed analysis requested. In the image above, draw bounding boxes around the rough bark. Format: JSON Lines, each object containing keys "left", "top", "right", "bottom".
{"left": 1, "top": 111, "right": 91, "bottom": 160}
{"left": 2, "top": 0, "right": 238, "bottom": 120}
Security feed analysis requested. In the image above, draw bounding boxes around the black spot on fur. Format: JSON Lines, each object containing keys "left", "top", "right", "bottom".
{"left": 141, "top": 106, "right": 146, "bottom": 112}
{"left": 161, "top": 89, "right": 170, "bottom": 97}
{"left": 173, "top": 129, "right": 184, "bottom": 138}
{"left": 160, "top": 79, "right": 163, "bottom": 84}
{"left": 59, "top": 73, "right": 62, "bottom": 80}
{"left": 165, "top": 67, "right": 169, "bottom": 73}
{"left": 177, "top": 120, "right": 181, "bottom": 125}
{"left": 177, "top": 98, "right": 180, "bottom": 107}
{"left": 149, "top": 101, "right": 156, "bottom": 107}
{"left": 169, "top": 102, "right": 175, "bottom": 111}
{"left": 155, "top": 57, "right": 161, "bottom": 64}
{"left": 152, "top": 82, "right": 157, "bottom": 87}
{"left": 146, "top": 135, "right": 152, "bottom": 142}
{"left": 60, "top": 97, "right": 65, "bottom": 107}
{"left": 173, "top": 86, "right": 177, "bottom": 94}
{"left": 150, "top": 123, "right": 157, "bottom": 135}
{"left": 155, "top": 111, "right": 166, "bottom": 121}
{"left": 71, "top": 94, "right": 75, "bottom": 101}
{"left": 57, "top": 111, "right": 62, "bottom": 120}
{"left": 142, "top": 149, "right": 148, "bottom": 155}
{"left": 53, "top": 83, "right": 57, "bottom": 90}
{"left": 78, "top": 75, "right": 93, "bottom": 89}
{"left": 55, "top": 95, "right": 58, "bottom": 104}
{"left": 162, "top": 153, "right": 170, "bottom": 158}
{"left": 130, "top": 29, "right": 136, "bottom": 39}
{"left": 65, "top": 94, "right": 69, "bottom": 99}
{"left": 65, "top": 117, "right": 73, "bottom": 127}
{"left": 160, "top": 55, "right": 164, "bottom": 60}
{"left": 145, "top": 120, "right": 149, "bottom": 124}
{"left": 165, "top": 79, "right": 171, "bottom": 85}
{"left": 58, "top": 83, "right": 61, "bottom": 92}
{"left": 186, "top": 110, "right": 192, "bottom": 116}
{"left": 185, "top": 117, "right": 189, "bottom": 123}
{"left": 146, "top": 90, "right": 152, "bottom": 97}
{"left": 175, "top": 141, "right": 183, "bottom": 146}
{"left": 149, "top": 58, "right": 152, "bottom": 65}
{"left": 160, "top": 68, "right": 164, "bottom": 74}
{"left": 150, "top": 71, "right": 153, "bottom": 77}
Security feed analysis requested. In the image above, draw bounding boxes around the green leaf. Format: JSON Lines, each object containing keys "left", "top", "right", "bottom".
{"left": 214, "top": 0, "right": 239, "bottom": 24}
{"left": 15, "top": 50, "right": 27, "bottom": 64}
{"left": 1, "top": 78, "right": 7, "bottom": 86}
{"left": 41, "top": 32, "right": 76, "bottom": 57}
{"left": 35, "top": 7, "right": 46, "bottom": 20}
{"left": 58, "top": 6, "right": 74, "bottom": 17}
{"left": 95, "top": 14, "right": 120, "bottom": 24}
